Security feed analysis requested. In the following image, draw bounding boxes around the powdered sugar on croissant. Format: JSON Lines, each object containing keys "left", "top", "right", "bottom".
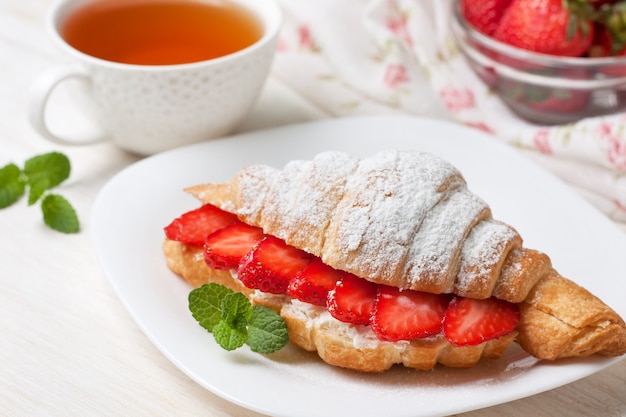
{"left": 189, "top": 150, "right": 522, "bottom": 300}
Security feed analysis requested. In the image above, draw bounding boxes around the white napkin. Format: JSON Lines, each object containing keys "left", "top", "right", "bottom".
{"left": 273, "top": 0, "right": 626, "bottom": 226}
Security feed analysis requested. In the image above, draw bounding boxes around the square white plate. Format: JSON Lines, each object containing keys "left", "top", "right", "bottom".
{"left": 92, "top": 115, "right": 626, "bottom": 417}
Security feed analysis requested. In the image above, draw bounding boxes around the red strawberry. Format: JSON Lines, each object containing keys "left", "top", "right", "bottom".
{"left": 588, "top": 6, "right": 626, "bottom": 76}
{"left": 327, "top": 273, "right": 378, "bottom": 325}
{"left": 588, "top": 26, "right": 626, "bottom": 75}
{"left": 287, "top": 258, "right": 342, "bottom": 306}
{"left": 237, "top": 236, "right": 313, "bottom": 294}
{"left": 461, "top": 0, "right": 513, "bottom": 36}
{"left": 589, "top": 27, "right": 626, "bottom": 57}
{"left": 204, "top": 221, "right": 265, "bottom": 270}
{"left": 164, "top": 204, "right": 238, "bottom": 246}
{"left": 443, "top": 296, "right": 520, "bottom": 346}
{"left": 590, "top": 2, "right": 626, "bottom": 57}
{"left": 493, "top": 0, "right": 595, "bottom": 57}
{"left": 371, "top": 287, "right": 451, "bottom": 342}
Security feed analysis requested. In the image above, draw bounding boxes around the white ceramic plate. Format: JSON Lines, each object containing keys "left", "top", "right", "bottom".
{"left": 92, "top": 115, "right": 626, "bottom": 417}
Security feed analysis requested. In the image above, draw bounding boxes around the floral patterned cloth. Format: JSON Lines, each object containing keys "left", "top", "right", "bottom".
{"left": 272, "top": 0, "right": 626, "bottom": 226}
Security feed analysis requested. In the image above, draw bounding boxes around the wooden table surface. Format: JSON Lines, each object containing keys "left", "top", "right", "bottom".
{"left": 1, "top": 1, "right": 624, "bottom": 416}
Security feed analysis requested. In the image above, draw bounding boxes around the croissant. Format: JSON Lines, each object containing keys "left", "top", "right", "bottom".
{"left": 163, "top": 150, "right": 626, "bottom": 372}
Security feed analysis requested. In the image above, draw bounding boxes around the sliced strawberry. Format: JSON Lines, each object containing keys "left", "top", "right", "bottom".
{"left": 237, "top": 236, "right": 313, "bottom": 294}
{"left": 327, "top": 273, "right": 378, "bottom": 325}
{"left": 287, "top": 258, "right": 342, "bottom": 306}
{"left": 204, "top": 221, "right": 265, "bottom": 270}
{"left": 443, "top": 296, "right": 520, "bottom": 346}
{"left": 164, "top": 204, "right": 238, "bottom": 246}
{"left": 371, "top": 287, "right": 451, "bottom": 342}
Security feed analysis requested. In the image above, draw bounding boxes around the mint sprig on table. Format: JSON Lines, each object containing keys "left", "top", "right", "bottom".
{"left": 189, "top": 283, "right": 289, "bottom": 354}
{"left": 0, "top": 152, "right": 79, "bottom": 233}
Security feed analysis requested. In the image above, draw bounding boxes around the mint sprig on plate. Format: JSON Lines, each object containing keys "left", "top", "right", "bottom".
{"left": 0, "top": 152, "right": 79, "bottom": 233}
{"left": 189, "top": 283, "right": 289, "bottom": 354}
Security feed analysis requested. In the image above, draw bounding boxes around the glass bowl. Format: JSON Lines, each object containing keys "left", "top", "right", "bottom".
{"left": 450, "top": 0, "right": 626, "bottom": 125}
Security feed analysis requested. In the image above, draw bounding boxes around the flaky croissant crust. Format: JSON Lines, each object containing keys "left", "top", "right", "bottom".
{"left": 167, "top": 150, "right": 626, "bottom": 370}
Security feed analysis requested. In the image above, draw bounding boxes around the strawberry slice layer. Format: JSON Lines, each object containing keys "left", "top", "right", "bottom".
{"left": 288, "top": 258, "right": 342, "bottom": 306}
{"left": 167, "top": 204, "right": 521, "bottom": 346}
{"left": 164, "top": 204, "right": 238, "bottom": 246}
{"left": 204, "top": 221, "right": 265, "bottom": 270}
{"left": 443, "top": 296, "right": 520, "bottom": 346}
{"left": 327, "top": 273, "right": 378, "bottom": 325}
{"left": 371, "top": 287, "right": 451, "bottom": 342}
{"left": 238, "top": 236, "right": 314, "bottom": 294}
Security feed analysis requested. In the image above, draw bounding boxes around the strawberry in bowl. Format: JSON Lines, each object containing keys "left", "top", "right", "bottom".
{"left": 452, "top": 0, "right": 626, "bottom": 124}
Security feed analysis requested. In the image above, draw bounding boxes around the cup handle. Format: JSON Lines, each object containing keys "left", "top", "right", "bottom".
{"left": 27, "top": 66, "right": 107, "bottom": 146}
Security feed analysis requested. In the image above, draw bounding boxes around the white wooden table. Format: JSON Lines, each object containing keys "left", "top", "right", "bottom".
{"left": 1, "top": 1, "right": 624, "bottom": 416}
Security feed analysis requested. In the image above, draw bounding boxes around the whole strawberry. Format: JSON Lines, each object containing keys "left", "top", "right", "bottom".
{"left": 589, "top": 26, "right": 626, "bottom": 57}
{"left": 493, "top": 0, "right": 595, "bottom": 57}
{"left": 461, "top": 0, "right": 513, "bottom": 36}
{"left": 588, "top": 26, "right": 626, "bottom": 76}
{"left": 590, "top": 2, "right": 626, "bottom": 56}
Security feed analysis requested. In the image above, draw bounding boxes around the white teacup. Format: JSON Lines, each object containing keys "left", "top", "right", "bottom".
{"left": 28, "top": 0, "right": 281, "bottom": 155}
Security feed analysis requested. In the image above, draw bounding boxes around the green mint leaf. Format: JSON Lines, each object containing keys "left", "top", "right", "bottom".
{"left": 220, "top": 292, "right": 252, "bottom": 331}
{"left": 24, "top": 152, "right": 71, "bottom": 205}
{"left": 0, "top": 163, "right": 26, "bottom": 209}
{"left": 188, "top": 283, "right": 289, "bottom": 354}
{"left": 247, "top": 305, "right": 289, "bottom": 353}
{"left": 213, "top": 320, "right": 247, "bottom": 351}
{"left": 41, "top": 194, "right": 80, "bottom": 233}
{"left": 188, "top": 283, "right": 234, "bottom": 332}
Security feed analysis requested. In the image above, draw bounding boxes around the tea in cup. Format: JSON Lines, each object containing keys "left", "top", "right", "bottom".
{"left": 28, "top": 0, "right": 281, "bottom": 155}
